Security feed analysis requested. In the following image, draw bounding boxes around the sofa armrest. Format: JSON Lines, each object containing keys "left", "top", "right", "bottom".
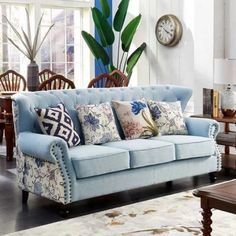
{"left": 185, "top": 117, "right": 220, "bottom": 139}
{"left": 18, "top": 132, "right": 69, "bottom": 164}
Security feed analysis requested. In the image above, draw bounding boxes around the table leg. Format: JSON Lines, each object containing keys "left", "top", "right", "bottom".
{"left": 201, "top": 197, "right": 212, "bottom": 236}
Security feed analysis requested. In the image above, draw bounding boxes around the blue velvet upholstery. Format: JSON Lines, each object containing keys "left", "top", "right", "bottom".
{"left": 103, "top": 139, "right": 175, "bottom": 168}
{"left": 151, "top": 135, "right": 215, "bottom": 160}
{"left": 70, "top": 145, "right": 130, "bottom": 178}
{"left": 185, "top": 117, "right": 219, "bottom": 139}
{"left": 12, "top": 85, "right": 221, "bottom": 205}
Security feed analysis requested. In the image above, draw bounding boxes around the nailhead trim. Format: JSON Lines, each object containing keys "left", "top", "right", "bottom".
{"left": 51, "top": 143, "right": 72, "bottom": 204}
{"left": 208, "top": 123, "right": 222, "bottom": 171}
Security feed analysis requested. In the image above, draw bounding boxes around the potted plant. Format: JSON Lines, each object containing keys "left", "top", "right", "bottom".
{"left": 82, "top": 0, "right": 146, "bottom": 85}
{"left": 4, "top": 9, "right": 54, "bottom": 91}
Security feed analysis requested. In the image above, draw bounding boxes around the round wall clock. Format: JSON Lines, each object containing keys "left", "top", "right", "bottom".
{"left": 155, "top": 14, "right": 183, "bottom": 47}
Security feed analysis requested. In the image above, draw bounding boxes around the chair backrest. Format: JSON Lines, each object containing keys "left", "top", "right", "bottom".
{"left": 87, "top": 73, "right": 120, "bottom": 88}
{"left": 0, "top": 70, "right": 26, "bottom": 91}
{"left": 38, "top": 74, "right": 75, "bottom": 90}
{"left": 109, "top": 70, "right": 129, "bottom": 87}
{"left": 39, "top": 69, "right": 56, "bottom": 84}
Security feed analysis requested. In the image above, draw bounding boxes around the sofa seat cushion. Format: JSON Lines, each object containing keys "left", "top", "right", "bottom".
{"left": 70, "top": 145, "right": 130, "bottom": 178}
{"left": 151, "top": 135, "right": 215, "bottom": 160}
{"left": 103, "top": 139, "right": 175, "bottom": 168}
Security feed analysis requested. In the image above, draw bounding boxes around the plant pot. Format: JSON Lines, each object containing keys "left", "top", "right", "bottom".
{"left": 27, "top": 61, "right": 39, "bottom": 91}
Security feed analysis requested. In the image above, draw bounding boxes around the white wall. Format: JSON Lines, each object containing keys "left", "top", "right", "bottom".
{"left": 225, "top": 0, "right": 236, "bottom": 59}
{"left": 113, "top": 0, "right": 217, "bottom": 114}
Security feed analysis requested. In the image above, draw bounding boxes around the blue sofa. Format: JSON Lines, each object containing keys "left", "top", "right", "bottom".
{"left": 12, "top": 85, "right": 221, "bottom": 205}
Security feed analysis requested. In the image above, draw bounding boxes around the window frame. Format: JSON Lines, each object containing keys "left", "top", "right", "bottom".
{"left": 0, "top": 0, "right": 94, "bottom": 88}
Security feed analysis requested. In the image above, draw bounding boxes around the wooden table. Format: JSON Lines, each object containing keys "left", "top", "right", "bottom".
{"left": 0, "top": 93, "right": 15, "bottom": 161}
{"left": 193, "top": 180, "right": 236, "bottom": 236}
{"left": 192, "top": 115, "right": 236, "bottom": 170}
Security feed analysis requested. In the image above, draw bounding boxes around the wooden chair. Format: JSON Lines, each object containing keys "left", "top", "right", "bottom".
{"left": 38, "top": 74, "right": 75, "bottom": 90}
{"left": 0, "top": 70, "right": 26, "bottom": 143}
{"left": 88, "top": 73, "right": 120, "bottom": 88}
{"left": 39, "top": 69, "right": 56, "bottom": 84}
{"left": 0, "top": 70, "right": 26, "bottom": 91}
{"left": 109, "top": 70, "right": 129, "bottom": 87}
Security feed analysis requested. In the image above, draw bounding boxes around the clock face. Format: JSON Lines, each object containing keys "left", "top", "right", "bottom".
{"left": 156, "top": 16, "right": 175, "bottom": 45}
{"left": 155, "top": 15, "right": 182, "bottom": 47}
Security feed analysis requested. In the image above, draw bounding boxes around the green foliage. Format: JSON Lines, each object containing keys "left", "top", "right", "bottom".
{"left": 100, "top": 0, "right": 110, "bottom": 18}
{"left": 81, "top": 31, "right": 109, "bottom": 65}
{"left": 121, "top": 14, "right": 141, "bottom": 52}
{"left": 4, "top": 9, "right": 54, "bottom": 62}
{"left": 82, "top": 0, "right": 146, "bottom": 83}
{"left": 126, "top": 43, "right": 146, "bottom": 78}
{"left": 92, "top": 8, "right": 114, "bottom": 47}
{"left": 113, "top": 0, "right": 130, "bottom": 32}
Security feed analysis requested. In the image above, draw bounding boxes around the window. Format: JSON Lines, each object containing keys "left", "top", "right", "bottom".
{"left": 0, "top": 1, "right": 93, "bottom": 88}
{"left": 0, "top": 4, "right": 28, "bottom": 75}
{"left": 40, "top": 7, "right": 80, "bottom": 81}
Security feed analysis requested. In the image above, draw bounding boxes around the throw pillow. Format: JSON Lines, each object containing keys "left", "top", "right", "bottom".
{"left": 112, "top": 100, "right": 158, "bottom": 140}
{"left": 35, "top": 103, "right": 80, "bottom": 147}
{"left": 76, "top": 102, "right": 121, "bottom": 144}
{"left": 147, "top": 100, "right": 188, "bottom": 135}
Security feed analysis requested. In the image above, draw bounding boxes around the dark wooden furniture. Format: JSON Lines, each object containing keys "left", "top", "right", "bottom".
{"left": 193, "top": 180, "right": 236, "bottom": 236}
{"left": 88, "top": 73, "right": 120, "bottom": 88}
{"left": 109, "top": 70, "right": 129, "bottom": 87}
{"left": 0, "top": 70, "right": 26, "bottom": 145}
{"left": 38, "top": 74, "right": 75, "bottom": 90}
{"left": 192, "top": 115, "right": 236, "bottom": 170}
{"left": 0, "top": 70, "right": 26, "bottom": 91}
{"left": 39, "top": 69, "right": 56, "bottom": 84}
{"left": 0, "top": 93, "right": 15, "bottom": 161}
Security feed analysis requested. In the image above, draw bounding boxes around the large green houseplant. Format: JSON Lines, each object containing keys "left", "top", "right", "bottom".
{"left": 4, "top": 9, "right": 54, "bottom": 91}
{"left": 81, "top": 0, "right": 146, "bottom": 83}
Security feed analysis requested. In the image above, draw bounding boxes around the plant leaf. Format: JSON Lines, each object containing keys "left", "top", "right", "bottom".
{"left": 113, "top": 0, "right": 130, "bottom": 32}
{"left": 21, "top": 27, "right": 33, "bottom": 59}
{"left": 32, "top": 13, "right": 44, "bottom": 60}
{"left": 126, "top": 42, "right": 146, "bottom": 76}
{"left": 35, "top": 23, "right": 54, "bottom": 58}
{"left": 3, "top": 15, "right": 31, "bottom": 55}
{"left": 25, "top": 9, "right": 32, "bottom": 48}
{"left": 7, "top": 37, "right": 30, "bottom": 59}
{"left": 99, "top": 0, "right": 110, "bottom": 18}
{"left": 121, "top": 14, "right": 141, "bottom": 52}
{"left": 81, "top": 31, "right": 109, "bottom": 65}
{"left": 92, "top": 7, "right": 114, "bottom": 47}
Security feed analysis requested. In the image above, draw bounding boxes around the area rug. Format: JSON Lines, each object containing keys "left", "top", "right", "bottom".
{"left": 4, "top": 190, "right": 236, "bottom": 236}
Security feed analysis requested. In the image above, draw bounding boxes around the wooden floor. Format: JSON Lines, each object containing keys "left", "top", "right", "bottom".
{"left": 0, "top": 156, "right": 235, "bottom": 235}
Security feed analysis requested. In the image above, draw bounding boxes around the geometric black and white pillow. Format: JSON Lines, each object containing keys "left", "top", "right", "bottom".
{"left": 35, "top": 103, "right": 80, "bottom": 147}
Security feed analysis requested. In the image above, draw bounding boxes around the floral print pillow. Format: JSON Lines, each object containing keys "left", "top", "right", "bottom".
{"left": 148, "top": 100, "right": 188, "bottom": 135}
{"left": 112, "top": 100, "right": 158, "bottom": 140}
{"left": 77, "top": 102, "right": 121, "bottom": 145}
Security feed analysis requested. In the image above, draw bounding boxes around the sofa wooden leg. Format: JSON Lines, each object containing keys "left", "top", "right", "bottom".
{"left": 209, "top": 172, "right": 217, "bottom": 183}
{"left": 193, "top": 176, "right": 199, "bottom": 186}
{"left": 59, "top": 205, "right": 70, "bottom": 218}
{"left": 166, "top": 181, "right": 173, "bottom": 188}
{"left": 22, "top": 190, "right": 29, "bottom": 204}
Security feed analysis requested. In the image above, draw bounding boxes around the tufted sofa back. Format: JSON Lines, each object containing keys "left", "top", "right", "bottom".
{"left": 12, "top": 85, "right": 192, "bottom": 140}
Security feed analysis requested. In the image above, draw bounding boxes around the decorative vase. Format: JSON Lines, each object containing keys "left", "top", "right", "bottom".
{"left": 27, "top": 61, "right": 39, "bottom": 91}
{"left": 221, "top": 85, "right": 236, "bottom": 117}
